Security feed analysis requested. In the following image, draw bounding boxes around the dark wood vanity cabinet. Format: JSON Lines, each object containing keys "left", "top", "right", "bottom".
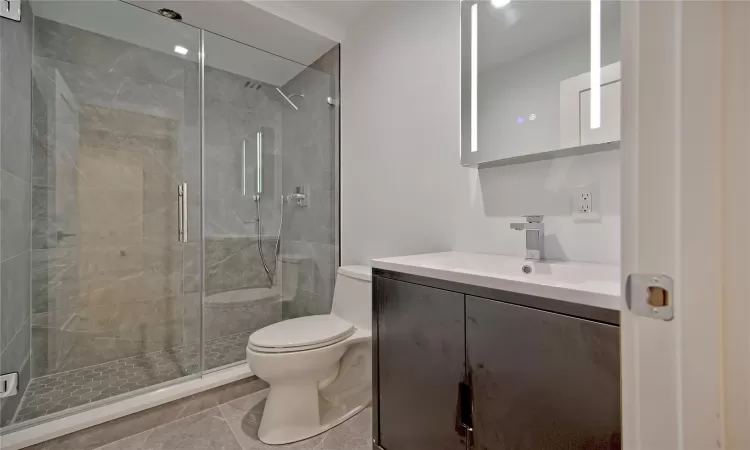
{"left": 374, "top": 276, "right": 467, "bottom": 450}
{"left": 466, "top": 296, "right": 621, "bottom": 450}
{"left": 373, "top": 270, "right": 621, "bottom": 450}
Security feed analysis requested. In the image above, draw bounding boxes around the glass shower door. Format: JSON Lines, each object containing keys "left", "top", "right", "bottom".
{"left": 9, "top": 0, "right": 202, "bottom": 426}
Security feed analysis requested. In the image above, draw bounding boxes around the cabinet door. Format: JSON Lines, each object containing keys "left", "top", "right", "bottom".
{"left": 466, "top": 296, "right": 621, "bottom": 450}
{"left": 376, "top": 277, "right": 466, "bottom": 450}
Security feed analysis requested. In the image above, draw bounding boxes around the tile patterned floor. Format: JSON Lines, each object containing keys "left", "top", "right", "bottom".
{"left": 94, "top": 391, "right": 372, "bottom": 450}
{"left": 204, "top": 332, "right": 252, "bottom": 371}
{"left": 13, "top": 332, "right": 252, "bottom": 424}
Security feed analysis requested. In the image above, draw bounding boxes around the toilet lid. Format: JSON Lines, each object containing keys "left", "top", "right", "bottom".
{"left": 248, "top": 315, "right": 355, "bottom": 351}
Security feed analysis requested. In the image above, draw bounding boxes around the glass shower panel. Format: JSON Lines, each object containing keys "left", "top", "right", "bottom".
{"left": 278, "top": 46, "right": 339, "bottom": 321}
{"left": 201, "top": 32, "right": 292, "bottom": 370}
{"left": 201, "top": 32, "right": 339, "bottom": 370}
{"left": 9, "top": 0, "right": 201, "bottom": 426}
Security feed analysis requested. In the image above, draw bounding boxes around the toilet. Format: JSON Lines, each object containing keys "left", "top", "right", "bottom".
{"left": 246, "top": 265, "right": 372, "bottom": 445}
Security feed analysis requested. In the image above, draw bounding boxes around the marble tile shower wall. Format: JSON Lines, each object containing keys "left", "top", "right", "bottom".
{"left": 202, "top": 65, "right": 282, "bottom": 240}
{"left": 29, "top": 17, "right": 202, "bottom": 378}
{"left": 280, "top": 46, "right": 339, "bottom": 319}
{"left": 198, "top": 64, "right": 285, "bottom": 348}
{"left": 0, "top": 0, "right": 34, "bottom": 427}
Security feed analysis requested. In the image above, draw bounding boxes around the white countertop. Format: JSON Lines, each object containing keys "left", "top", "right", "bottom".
{"left": 372, "top": 252, "right": 621, "bottom": 311}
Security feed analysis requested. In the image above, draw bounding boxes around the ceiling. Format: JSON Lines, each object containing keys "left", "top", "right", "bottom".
{"left": 128, "top": 0, "right": 339, "bottom": 66}
{"left": 249, "top": 0, "right": 376, "bottom": 43}
{"left": 31, "top": 0, "right": 340, "bottom": 86}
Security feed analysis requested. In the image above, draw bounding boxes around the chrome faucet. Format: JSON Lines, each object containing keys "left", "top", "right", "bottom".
{"left": 510, "top": 215, "right": 545, "bottom": 261}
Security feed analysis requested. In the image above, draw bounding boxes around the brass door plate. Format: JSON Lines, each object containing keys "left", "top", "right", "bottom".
{"left": 626, "top": 274, "right": 674, "bottom": 321}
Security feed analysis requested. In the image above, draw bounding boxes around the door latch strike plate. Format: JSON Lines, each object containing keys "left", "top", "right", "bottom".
{"left": 626, "top": 273, "right": 674, "bottom": 321}
{"left": 1, "top": 0, "right": 21, "bottom": 22}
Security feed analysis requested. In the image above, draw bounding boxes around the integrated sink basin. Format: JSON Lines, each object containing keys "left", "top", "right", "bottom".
{"left": 371, "top": 251, "right": 621, "bottom": 311}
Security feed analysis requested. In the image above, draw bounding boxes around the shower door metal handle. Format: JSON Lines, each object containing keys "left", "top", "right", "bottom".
{"left": 178, "top": 183, "right": 188, "bottom": 242}
{"left": 242, "top": 140, "right": 247, "bottom": 196}
{"left": 256, "top": 131, "right": 263, "bottom": 195}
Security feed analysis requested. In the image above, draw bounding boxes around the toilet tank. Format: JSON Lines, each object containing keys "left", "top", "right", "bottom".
{"left": 330, "top": 265, "right": 372, "bottom": 331}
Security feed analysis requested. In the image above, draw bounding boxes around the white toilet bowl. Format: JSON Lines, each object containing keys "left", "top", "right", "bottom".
{"left": 246, "top": 265, "right": 372, "bottom": 445}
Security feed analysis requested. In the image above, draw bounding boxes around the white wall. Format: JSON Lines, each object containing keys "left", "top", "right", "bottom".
{"left": 454, "top": 150, "right": 620, "bottom": 264}
{"left": 341, "top": 1, "right": 620, "bottom": 266}
{"left": 341, "top": 1, "right": 462, "bottom": 265}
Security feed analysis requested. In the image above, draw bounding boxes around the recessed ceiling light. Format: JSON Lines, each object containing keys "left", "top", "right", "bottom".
{"left": 174, "top": 46, "right": 188, "bottom": 56}
{"left": 491, "top": 0, "right": 511, "bottom": 9}
{"left": 158, "top": 8, "right": 182, "bottom": 21}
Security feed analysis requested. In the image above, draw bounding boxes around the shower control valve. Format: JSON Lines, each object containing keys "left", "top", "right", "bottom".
{"left": 290, "top": 186, "right": 309, "bottom": 207}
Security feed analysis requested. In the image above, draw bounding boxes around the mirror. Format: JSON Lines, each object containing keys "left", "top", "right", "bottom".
{"left": 461, "top": 0, "right": 621, "bottom": 167}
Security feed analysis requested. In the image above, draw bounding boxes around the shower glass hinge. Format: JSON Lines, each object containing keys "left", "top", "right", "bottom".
{"left": 0, "top": 372, "right": 19, "bottom": 398}
{"left": 1, "top": 0, "right": 21, "bottom": 21}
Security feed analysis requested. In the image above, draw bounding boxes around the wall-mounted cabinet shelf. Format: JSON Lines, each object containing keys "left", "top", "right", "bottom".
{"left": 475, "top": 140, "right": 619, "bottom": 169}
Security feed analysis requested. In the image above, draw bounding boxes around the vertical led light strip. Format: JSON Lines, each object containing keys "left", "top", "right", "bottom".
{"left": 590, "top": 0, "right": 601, "bottom": 129}
{"left": 470, "top": 3, "right": 478, "bottom": 152}
{"left": 256, "top": 131, "right": 263, "bottom": 195}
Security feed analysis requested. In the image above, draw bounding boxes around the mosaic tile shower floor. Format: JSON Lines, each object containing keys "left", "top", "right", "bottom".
{"left": 12, "top": 332, "right": 251, "bottom": 424}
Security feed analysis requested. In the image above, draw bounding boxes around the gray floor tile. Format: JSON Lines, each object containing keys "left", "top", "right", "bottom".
{"left": 35, "top": 389, "right": 370, "bottom": 450}
{"left": 316, "top": 408, "right": 372, "bottom": 450}
{"left": 218, "top": 390, "right": 372, "bottom": 450}
{"left": 140, "top": 408, "right": 242, "bottom": 450}
{"left": 93, "top": 430, "right": 153, "bottom": 450}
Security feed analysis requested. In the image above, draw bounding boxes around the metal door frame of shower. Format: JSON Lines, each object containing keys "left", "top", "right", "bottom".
{"left": 198, "top": 27, "right": 206, "bottom": 378}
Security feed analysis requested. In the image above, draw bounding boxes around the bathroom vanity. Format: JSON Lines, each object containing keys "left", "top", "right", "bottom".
{"left": 371, "top": 252, "right": 621, "bottom": 450}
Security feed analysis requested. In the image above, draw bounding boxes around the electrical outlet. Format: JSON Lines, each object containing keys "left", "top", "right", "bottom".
{"left": 572, "top": 183, "right": 600, "bottom": 222}
{"left": 578, "top": 191, "right": 592, "bottom": 213}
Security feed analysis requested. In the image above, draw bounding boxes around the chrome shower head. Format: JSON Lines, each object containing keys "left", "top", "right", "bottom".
{"left": 275, "top": 88, "right": 304, "bottom": 111}
{"left": 246, "top": 82, "right": 303, "bottom": 110}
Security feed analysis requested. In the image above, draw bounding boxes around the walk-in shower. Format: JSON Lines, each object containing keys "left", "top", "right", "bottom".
{"left": 0, "top": 0, "right": 339, "bottom": 435}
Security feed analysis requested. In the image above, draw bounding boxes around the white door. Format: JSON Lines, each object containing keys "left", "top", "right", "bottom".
{"left": 621, "top": 1, "right": 749, "bottom": 448}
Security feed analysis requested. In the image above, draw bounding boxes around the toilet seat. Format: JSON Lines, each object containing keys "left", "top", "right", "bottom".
{"left": 248, "top": 315, "right": 356, "bottom": 353}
